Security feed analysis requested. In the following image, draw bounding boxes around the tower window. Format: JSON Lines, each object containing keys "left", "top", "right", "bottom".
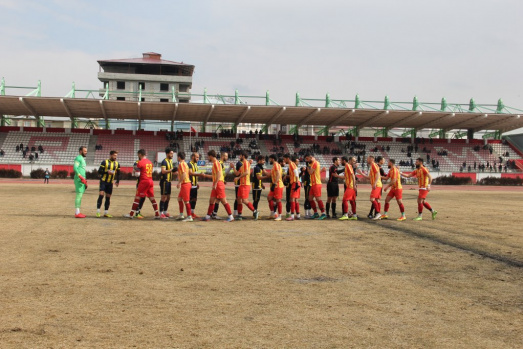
{"left": 160, "top": 83, "right": 169, "bottom": 91}
{"left": 116, "top": 81, "right": 125, "bottom": 89}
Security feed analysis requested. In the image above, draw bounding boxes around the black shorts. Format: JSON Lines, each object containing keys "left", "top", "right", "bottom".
{"left": 99, "top": 181, "right": 113, "bottom": 195}
{"left": 252, "top": 189, "right": 262, "bottom": 202}
{"left": 327, "top": 182, "right": 339, "bottom": 197}
{"left": 190, "top": 187, "right": 198, "bottom": 200}
{"left": 160, "top": 181, "right": 172, "bottom": 195}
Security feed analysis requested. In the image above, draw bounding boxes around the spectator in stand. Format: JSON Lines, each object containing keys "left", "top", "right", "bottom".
{"left": 31, "top": 146, "right": 36, "bottom": 152}
{"left": 35, "top": 152, "right": 39, "bottom": 160}
{"left": 16, "top": 145, "right": 20, "bottom": 152}
{"left": 498, "top": 164, "right": 502, "bottom": 172}
{"left": 20, "top": 143, "right": 23, "bottom": 151}
{"left": 38, "top": 145, "right": 44, "bottom": 153}
{"left": 29, "top": 154, "right": 34, "bottom": 161}
{"left": 468, "top": 165, "right": 471, "bottom": 172}
{"left": 22, "top": 149, "right": 27, "bottom": 158}
{"left": 0, "top": 148, "right": 4, "bottom": 157}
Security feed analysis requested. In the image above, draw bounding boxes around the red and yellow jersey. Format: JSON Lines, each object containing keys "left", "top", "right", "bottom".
{"left": 344, "top": 163, "right": 355, "bottom": 189}
{"left": 271, "top": 162, "right": 284, "bottom": 188}
{"left": 387, "top": 167, "right": 402, "bottom": 189}
{"left": 310, "top": 160, "right": 321, "bottom": 185}
{"left": 136, "top": 158, "right": 153, "bottom": 182}
{"left": 239, "top": 160, "right": 251, "bottom": 186}
{"left": 177, "top": 161, "right": 191, "bottom": 184}
{"left": 411, "top": 166, "right": 430, "bottom": 188}
{"left": 212, "top": 160, "right": 224, "bottom": 183}
{"left": 288, "top": 162, "right": 299, "bottom": 184}
{"left": 369, "top": 163, "right": 383, "bottom": 188}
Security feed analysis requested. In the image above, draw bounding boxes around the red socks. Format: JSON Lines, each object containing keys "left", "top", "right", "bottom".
{"left": 342, "top": 201, "right": 348, "bottom": 214}
{"left": 423, "top": 202, "right": 432, "bottom": 211}
{"left": 277, "top": 202, "right": 282, "bottom": 215}
{"left": 290, "top": 202, "right": 296, "bottom": 214}
{"left": 310, "top": 200, "right": 317, "bottom": 212}
{"left": 151, "top": 199, "right": 159, "bottom": 216}
{"left": 269, "top": 200, "right": 274, "bottom": 212}
{"left": 185, "top": 203, "right": 192, "bottom": 216}
{"left": 399, "top": 203, "right": 405, "bottom": 213}
{"left": 247, "top": 202, "right": 255, "bottom": 212}
{"left": 207, "top": 204, "right": 214, "bottom": 216}
{"left": 224, "top": 203, "right": 232, "bottom": 216}
{"left": 418, "top": 203, "right": 424, "bottom": 213}
{"left": 350, "top": 200, "right": 356, "bottom": 214}
{"left": 238, "top": 203, "right": 243, "bottom": 214}
{"left": 318, "top": 200, "right": 325, "bottom": 213}
{"left": 373, "top": 201, "right": 380, "bottom": 213}
{"left": 384, "top": 203, "right": 390, "bottom": 213}
{"left": 178, "top": 201, "right": 184, "bottom": 214}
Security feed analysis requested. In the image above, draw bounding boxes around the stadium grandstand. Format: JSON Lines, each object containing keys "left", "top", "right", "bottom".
{"left": 1, "top": 71, "right": 523, "bottom": 183}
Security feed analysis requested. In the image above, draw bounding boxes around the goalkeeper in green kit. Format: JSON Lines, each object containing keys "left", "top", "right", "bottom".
{"left": 74, "top": 146, "right": 88, "bottom": 218}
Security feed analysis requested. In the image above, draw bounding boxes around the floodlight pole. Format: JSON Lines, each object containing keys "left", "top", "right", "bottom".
{"left": 0, "top": 77, "right": 10, "bottom": 126}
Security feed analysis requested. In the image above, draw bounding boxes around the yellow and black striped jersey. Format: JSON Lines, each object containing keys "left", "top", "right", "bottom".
{"left": 189, "top": 161, "right": 199, "bottom": 187}
{"left": 99, "top": 159, "right": 120, "bottom": 183}
{"left": 160, "top": 158, "right": 174, "bottom": 182}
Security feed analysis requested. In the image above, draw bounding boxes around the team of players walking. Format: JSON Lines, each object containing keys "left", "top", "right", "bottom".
{"left": 73, "top": 146, "right": 437, "bottom": 222}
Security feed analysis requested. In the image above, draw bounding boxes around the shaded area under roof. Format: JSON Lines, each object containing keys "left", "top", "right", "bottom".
{"left": 0, "top": 96, "right": 522, "bottom": 133}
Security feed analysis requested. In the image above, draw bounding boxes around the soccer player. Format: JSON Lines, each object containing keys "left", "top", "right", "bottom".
{"left": 230, "top": 157, "right": 243, "bottom": 217}
{"left": 188, "top": 152, "right": 203, "bottom": 218}
{"left": 283, "top": 154, "right": 301, "bottom": 221}
{"left": 339, "top": 156, "right": 358, "bottom": 220}
{"left": 368, "top": 156, "right": 386, "bottom": 218}
{"left": 267, "top": 154, "right": 285, "bottom": 220}
{"left": 125, "top": 149, "right": 160, "bottom": 219}
{"left": 300, "top": 164, "right": 312, "bottom": 218}
{"left": 381, "top": 159, "right": 406, "bottom": 221}
{"left": 233, "top": 151, "right": 259, "bottom": 220}
{"left": 401, "top": 158, "right": 437, "bottom": 221}
{"left": 212, "top": 152, "right": 230, "bottom": 219}
{"left": 251, "top": 155, "right": 266, "bottom": 214}
{"left": 159, "top": 148, "right": 176, "bottom": 219}
{"left": 96, "top": 150, "right": 120, "bottom": 218}
{"left": 175, "top": 152, "right": 193, "bottom": 221}
{"left": 133, "top": 160, "right": 146, "bottom": 219}
{"left": 358, "top": 155, "right": 383, "bottom": 220}
{"left": 305, "top": 154, "right": 326, "bottom": 220}
{"left": 73, "top": 146, "right": 88, "bottom": 218}
{"left": 326, "top": 156, "right": 344, "bottom": 218}
{"left": 201, "top": 150, "right": 234, "bottom": 222}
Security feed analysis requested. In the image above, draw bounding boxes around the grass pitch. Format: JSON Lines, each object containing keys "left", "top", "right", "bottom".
{"left": 0, "top": 181, "right": 521, "bottom": 348}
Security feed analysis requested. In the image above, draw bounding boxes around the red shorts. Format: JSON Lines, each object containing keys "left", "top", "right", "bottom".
{"left": 370, "top": 187, "right": 382, "bottom": 199}
{"left": 418, "top": 189, "right": 429, "bottom": 199}
{"left": 237, "top": 185, "right": 250, "bottom": 199}
{"left": 343, "top": 188, "right": 356, "bottom": 201}
{"left": 136, "top": 180, "right": 154, "bottom": 198}
{"left": 211, "top": 181, "right": 226, "bottom": 199}
{"left": 178, "top": 182, "right": 191, "bottom": 201}
{"left": 387, "top": 188, "right": 403, "bottom": 200}
{"left": 269, "top": 186, "right": 284, "bottom": 200}
{"left": 290, "top": 184, "right": 301, "bottom": 199}
{"left": 309, "top": 184, "right": 322, "bottom": 198}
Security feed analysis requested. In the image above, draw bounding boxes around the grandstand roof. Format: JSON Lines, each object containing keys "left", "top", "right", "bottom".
{"left": 1, "top": 96, "right": 522, "bottom": 132}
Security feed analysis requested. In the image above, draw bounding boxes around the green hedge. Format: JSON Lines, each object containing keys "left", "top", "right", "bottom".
{"left": 0, "top": 168, "right": 23, "bottom": 178}
{"left": 432, "top": 175, "right": 473, "bottom": 185}
{"left": 478, "top": 176, "right": 523, "bottom": 186}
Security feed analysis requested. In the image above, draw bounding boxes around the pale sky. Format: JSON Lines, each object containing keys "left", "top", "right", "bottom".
{"left": 1, "top": 0, "right": 522, "bottom": 116}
